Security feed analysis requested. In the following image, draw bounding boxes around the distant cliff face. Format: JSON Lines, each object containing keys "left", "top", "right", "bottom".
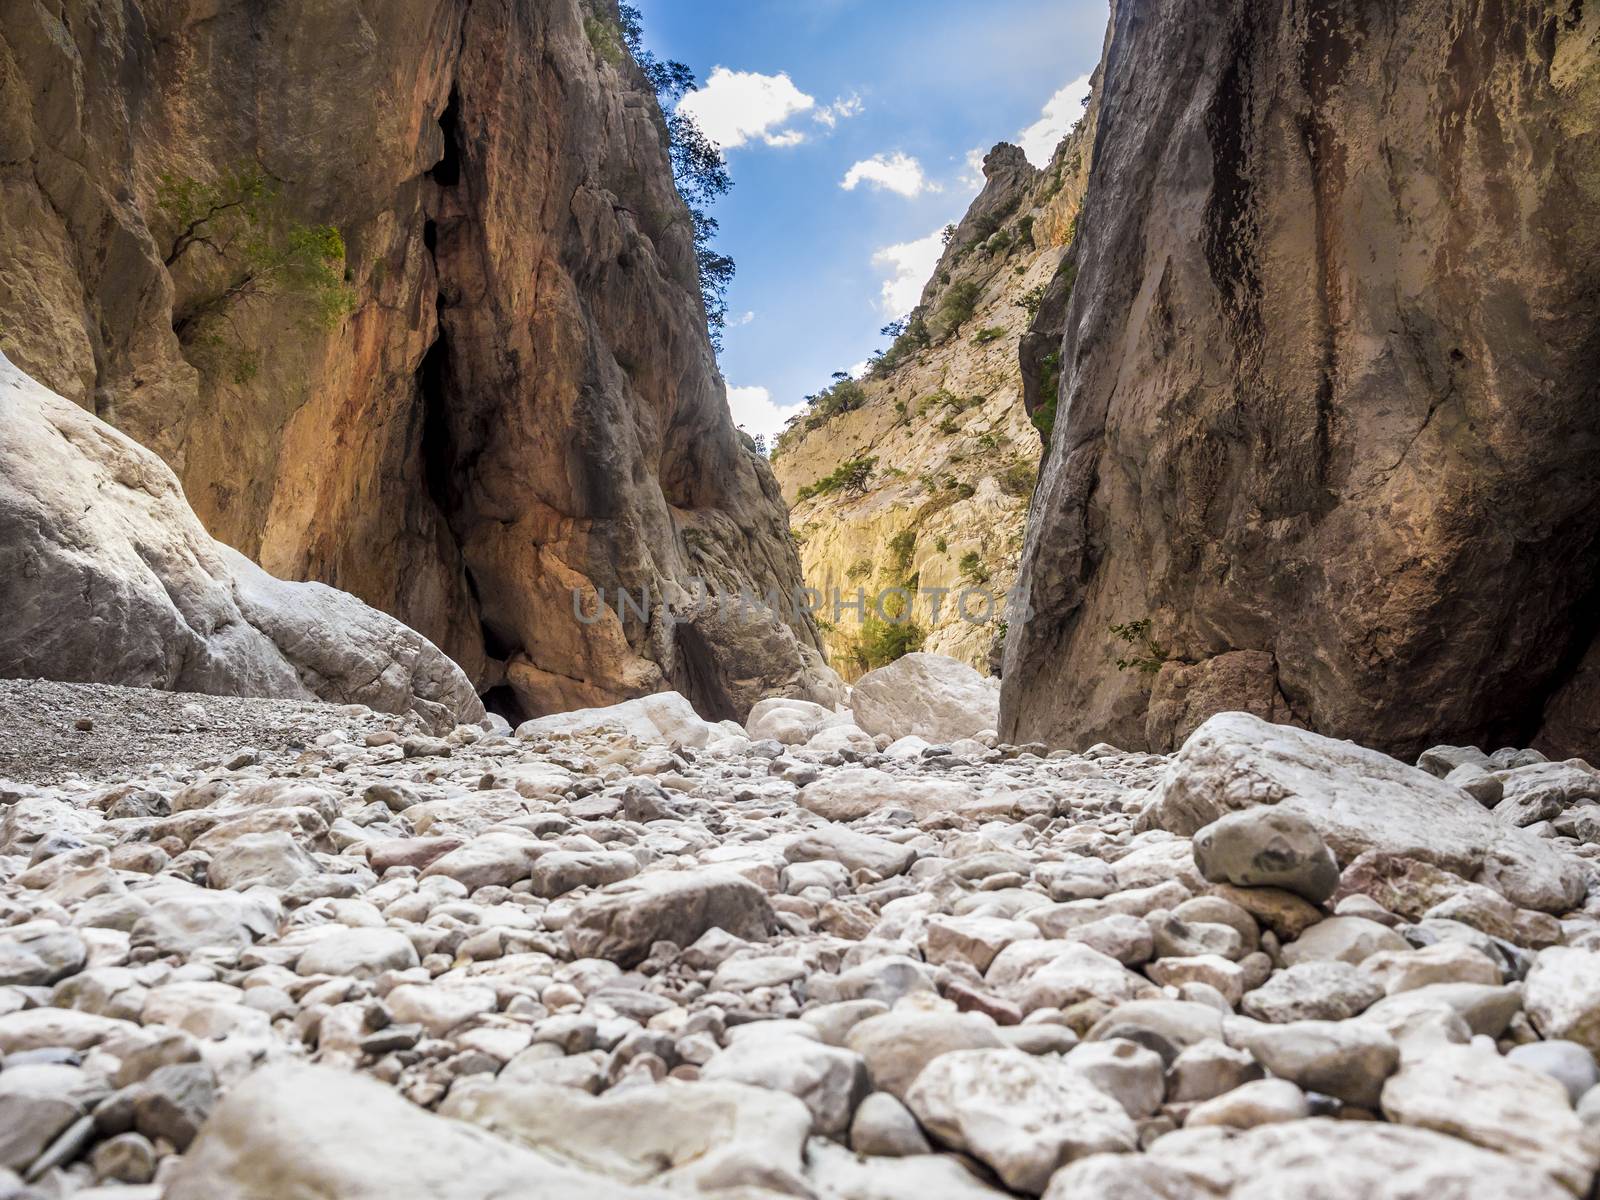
{"left": 1003, "top": 0, "right": 1600, "bottom": 756}
{"left": 772, "top": 129, "right": 1094, "bottom": 679}
{"left": 0, "top": 0, "right": 827, "bottom": 722}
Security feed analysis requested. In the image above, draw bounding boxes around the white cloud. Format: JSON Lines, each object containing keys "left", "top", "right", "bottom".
{"left": 727, "top": 384, "right": 805, "bottom": 444}
{"left": 677, "top": 67, "right": 814, "bottom": 149}
{"left": 841, "top": 152, "right": 940, "bottom": 199}
{"left": 958, "top": 146, "right": 987, "bottom": 191}
{"left": 872, "top": 227, "right": 946, "bottom": 316}
{"left": 813, "top": 94, "right": 863, "bottom": 128}
{"left": 847, "top": 360, "right": 871, "bottom": 380}
{"left": 1017, "top": 73, "right": 1093, "bottom": 166}
{"left": 734, "top": 311, "right": 756, "bottom": 327}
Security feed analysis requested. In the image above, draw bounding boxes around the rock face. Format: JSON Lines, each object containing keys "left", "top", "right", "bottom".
{"left": 771, "top": 126, "right": 1096, "bottom": 678}
{"left": 0, "top": 354, "right": 483, "bottom": 733}
{"left": 0, "top": 0, "right": 823, "bottom": 724}
{"left": 1002, "top": 0, "right": 1600, "bottom": 756}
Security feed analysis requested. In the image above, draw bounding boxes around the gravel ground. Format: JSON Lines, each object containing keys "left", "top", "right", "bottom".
{"left": 0, "top": 678, "right": 410, "bottom": 787}
{"left": 1, "top": 680, "right": 1597, "bottom": 1197}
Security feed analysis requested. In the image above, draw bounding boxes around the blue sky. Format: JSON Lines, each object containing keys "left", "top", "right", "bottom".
{"left": 629, "top": 0, "right": 1110, "bottom": 441}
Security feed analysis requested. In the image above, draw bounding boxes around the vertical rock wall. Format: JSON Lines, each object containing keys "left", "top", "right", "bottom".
{"left": 1003, "top": 0, "right": 1600, "bottom": 757}
{"left": 0, "top": 0, "right": 826, "bottom": 722}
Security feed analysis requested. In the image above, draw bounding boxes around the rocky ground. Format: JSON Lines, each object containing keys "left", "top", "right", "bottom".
{"left": 2, "top": 654, "right": 1598, "bottom": 1198}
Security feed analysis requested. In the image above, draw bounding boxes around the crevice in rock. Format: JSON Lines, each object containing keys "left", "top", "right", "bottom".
{"left": 1526, "top": 549, "right": 1600, "bottom": 746}
{"left": 414, "top": 70, "right": 493, "bottom": 704}
{"left": 429, "top": 88, "right": 463, "bottom": 187}
{"left": 481, "top": 684, "right": 528, "bottom": 728}
{"left": 418, "top": 333, "right": 455, "bottom": 516}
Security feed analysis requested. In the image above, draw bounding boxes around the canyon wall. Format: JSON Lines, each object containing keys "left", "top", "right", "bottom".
{"left": 1003, "top": 0, "right": 1600, "bottom": 757}
{"left": 772, "top": 124, "right": 1095, "bottom": 679}
{"left": 0, "top": 0, "right": 827, "bottom": 723}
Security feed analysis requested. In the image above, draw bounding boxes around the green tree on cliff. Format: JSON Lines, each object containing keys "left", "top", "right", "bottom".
{"left": 618, "top": 3, "right": 736, "bottom": 353}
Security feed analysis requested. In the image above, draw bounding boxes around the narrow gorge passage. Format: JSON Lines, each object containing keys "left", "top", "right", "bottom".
{"left": 0, "top": 0, "right": 1598, "bottom": 1197}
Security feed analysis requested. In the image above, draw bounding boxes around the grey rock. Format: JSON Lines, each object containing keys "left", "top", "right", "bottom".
{"left": 1062, "top": 1038, "right": 1166, "bottom": 1118}
{"left": 441, "top": 1079, "right": 811, "bottom": 1195}
{"left": 1506, "top": 1040, "right": 1600, "bottom": 1105}
{"left": 786, "top": 825, "right": 916, "bottom": 879}
{"left": 845, "top": 1011, "right": 1004, "bottom": 1100}
{"left": 294, "top": 927, "right": 419, "bottom": 980}
{"left": 1224, "top": 1016, "right": 1400, "bottom": 1109}
{"left": 702, "top": 1036, "right": 868, "bottom": 1137}
{"left": 1185, "top": 1078, "right": 1309, "bottom": 1130}
{"left": 1192, "top": 808, "right": 1339, "bottom": 903}
{"left": 164, "top": 1064, "right": 670, "bottom": 1199}
{"left": 567, "top": 869, "right": 774, "bottom": 969}
{"left": 1166, "top": 1039, "right": 1264, "bottom": 1104}
{"left": 528, "top": 850, "right": 640, "bottom": 899}
{"left": 1242, "top": 961, "right": 1382, "bottom": 1023}
{"left": 1523, "top": 947, "right": 1600, "bottom": 1053}
{"left": 1043, "top": 1119, "right": 1562, "bottom": 1199}
{"left": 1380, "top": 1045, "right": 1594, "bottom": 1195}
{"left": 809, "top": 1140, "right": 1011, "bottom": 1198}
{"left": 848, "top": 1092, "right": 933, "bottom": 1157}
{"left": 0, "top": 923, "right": 86, "bottom": 987}
{"left": 91, "top": 1132, "right": 157, "bottom": 1184}
{"left": 905, "top": 1048, "right": 1136, "bottom": 1193}
{"left": 1281, "top": 916, "right": 1410, "bottom": 967}
{"left": 127, "top": 1063, "right": 216, "bottom": 1151}
{"left": 206, "top": 832, "right": 319, "bottom": 891}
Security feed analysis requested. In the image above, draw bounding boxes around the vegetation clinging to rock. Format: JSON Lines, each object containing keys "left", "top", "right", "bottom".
{"left": 614, "top": 3, "right": 735, "bottom": 351}
{"left": 795, "top": 455, "right": 877, "bottom": 503}
{"left": 156, "top": 166, "right": 357, "bottom": 382}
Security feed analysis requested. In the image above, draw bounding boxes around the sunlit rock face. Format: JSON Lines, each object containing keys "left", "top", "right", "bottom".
{"left": 0, "top": 0, "right": 826, "bottom": 723}
{"left": 1004, "top": 0, "right": 1600, "bottom": 755}
{"left": 773, "top": 122, "right": 1098, "bottom": 680}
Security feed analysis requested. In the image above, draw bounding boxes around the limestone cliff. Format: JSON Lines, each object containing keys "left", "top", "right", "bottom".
{"left": 772, "top": 125, "right": 1094, "bottom": 680}
{"left": 1002, "top": 0, "right": 1600, "bottom": 757}
{"left": 0, "top": 0, "right": 827, "bottom": 723}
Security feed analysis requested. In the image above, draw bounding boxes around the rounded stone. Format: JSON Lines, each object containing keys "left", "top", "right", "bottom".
{"left": 1193, "top": 809, "right": 1340, "bottom": 903}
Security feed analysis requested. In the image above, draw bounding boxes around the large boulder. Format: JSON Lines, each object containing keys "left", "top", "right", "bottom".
{"left": 851, "top": 654, "right": 999, "bottom": 742}
{"left": 0, "top": 355, "right": 482, "bottom": 733}
{"left": 163, "top": 1064, "right": 670, "bottom": 1199}
{"left": 439, "top": 1079, "right": 812, "bottom": 1196}
{"left": 1001, "top": 0, "right": 1600, "bottom": 760}
{"left": 566, "top": 868, "right": 776, "bottom": 968}
{"left": 515, "top": 691, "right": 728, "bottom": 748}
{"left": 1043, "top": 1119, "right": 1567, "bottom": 1200}
{"left": 905, "top": 1048, "right": 1136, "bottom": 1192}
{"left": 1142, "top": 714, "right": 1585, "bottom": 913}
